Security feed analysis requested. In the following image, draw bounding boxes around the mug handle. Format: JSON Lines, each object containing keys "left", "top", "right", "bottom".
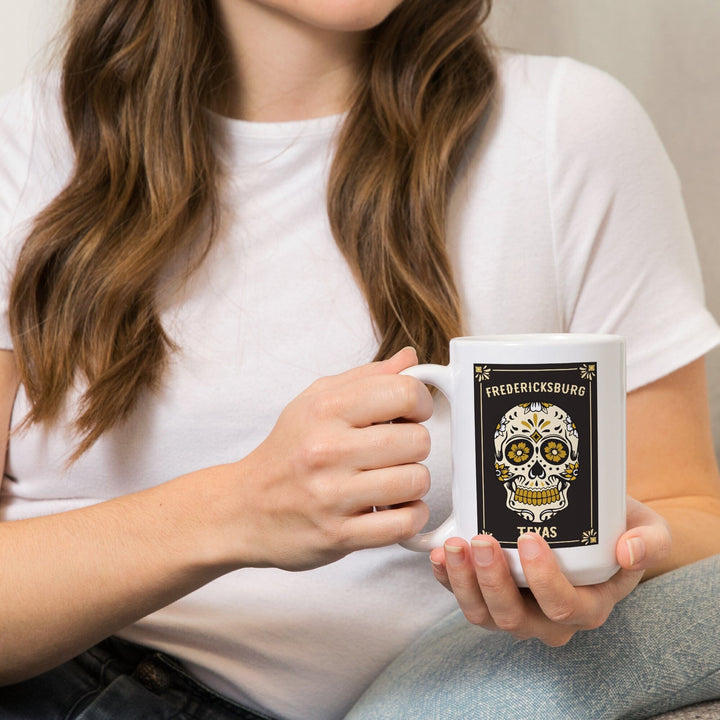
{"left": 399, "top": 364, "right": 457, "bottom": 552}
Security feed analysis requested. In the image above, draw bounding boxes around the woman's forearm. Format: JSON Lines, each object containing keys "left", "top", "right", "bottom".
{"left": 644, "top": 494, "right": 720, "bottom": 579}
{"left": 0, "top": 465, "right": 236, "bottom": 685}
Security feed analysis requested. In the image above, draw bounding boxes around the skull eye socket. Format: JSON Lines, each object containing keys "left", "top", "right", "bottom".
{"left": 505, "top": 440, "right": 532, "bottom": 465}
{"left": 541, "top": 439, "right": 569, "bottom": 464}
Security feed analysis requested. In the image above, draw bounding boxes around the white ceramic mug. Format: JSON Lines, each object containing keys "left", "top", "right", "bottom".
{"left": 401, "top": 334, "right": 626, "bottom": 586}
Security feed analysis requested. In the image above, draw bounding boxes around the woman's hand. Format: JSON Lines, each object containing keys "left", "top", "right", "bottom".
{"left": 429, "top": 496, "right": 671, "bottom": 646}
{"left": 217, "top": 347, "right": 434, "bottom": 572}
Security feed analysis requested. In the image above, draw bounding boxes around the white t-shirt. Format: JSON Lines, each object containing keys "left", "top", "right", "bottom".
{"left": 1, "top": 52, "right": 718, "bottom": 720}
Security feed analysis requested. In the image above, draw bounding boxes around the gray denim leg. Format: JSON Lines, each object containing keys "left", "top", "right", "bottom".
{"left": 345, "top": 554, "right": 720, "bottom": 720}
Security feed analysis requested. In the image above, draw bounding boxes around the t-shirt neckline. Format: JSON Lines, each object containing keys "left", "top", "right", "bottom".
{"left": 206, "top": 108, "right": 346, "bottom": 141}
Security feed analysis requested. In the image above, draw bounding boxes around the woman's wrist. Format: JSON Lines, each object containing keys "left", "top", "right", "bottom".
{"left": 170, "top": 459, "right": 258, "bottom": 574}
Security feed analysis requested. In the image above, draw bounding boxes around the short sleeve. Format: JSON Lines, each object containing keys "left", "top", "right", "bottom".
{"left": 0, "top": 75, "right": 71, "bottom": 351}
{"left": 547, "top": 58, "right": 720, "bottom": 391}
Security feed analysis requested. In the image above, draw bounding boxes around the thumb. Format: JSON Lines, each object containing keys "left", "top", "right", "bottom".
{"left": 616, "top": 497, "right": 672, "bottom": 571}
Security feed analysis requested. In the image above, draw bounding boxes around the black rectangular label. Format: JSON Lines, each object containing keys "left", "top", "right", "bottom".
{"left": 473, "top": 363, "right": 598, "bottom": 548}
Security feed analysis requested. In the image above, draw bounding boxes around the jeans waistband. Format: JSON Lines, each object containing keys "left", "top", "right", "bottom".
{"left": 92, "top": 636, "right": 278, "bottom": 720}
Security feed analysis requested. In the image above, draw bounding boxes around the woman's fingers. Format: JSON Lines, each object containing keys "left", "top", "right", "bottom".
{"left": 516, "top": 532, "right": 611, "bottom": 632}
{"left": 346, "top": 464, "right": 431, "bottom": 511}
{"left": 429, "top": 547, "right": 452, "bottom": 591}
{"left": 337, "top": 373, "right": 434, "bottom": 426}
{"left": 291, "top": 410, "right": 430, "bottom": 485}
{"left": 441, "top": 540, "right": 493, "bottom": 626}
{"left": 467, "top": 535, "right": 527, "bottom": 632}
{"left": 592, "top": 497, "right": 673, "bottom": 605}
{"left": 352, "top": 423, "right": 431, "bottom": 469}
{"left": 305, "top": 348, "right": 433, "bottom": 427}
{"left": 616, "top": 496, "right": 672, "bottom": 572}
{"left": 436, "top": 537, "right": 558, "bottom": 640}
{"left": 343, "top": 500, "right": 429, "bottom": 549}
{"left": 516, "top": 532, "right": 584, "bottom": 623}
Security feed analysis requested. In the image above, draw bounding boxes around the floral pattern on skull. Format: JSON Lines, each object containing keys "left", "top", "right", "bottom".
{"left": 493, "top": 403, "right": 580, "bottom": 523}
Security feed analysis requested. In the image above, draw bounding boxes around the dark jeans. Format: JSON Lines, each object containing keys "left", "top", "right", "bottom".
{"left": 0, "top": 636, "right": 276, "bottom": 720}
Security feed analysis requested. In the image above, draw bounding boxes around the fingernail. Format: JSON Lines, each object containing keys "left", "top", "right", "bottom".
{"left": 470, "top": 537, "right": 494, "bottom": 567}
{"left": 444, "top": 544, "right": 465, "bottom": 566}
{"left": 626, "top": 537, "right": 646, "bottom": 567}
{"left": 518, "top": 532, "right": 542, "bottom": 560}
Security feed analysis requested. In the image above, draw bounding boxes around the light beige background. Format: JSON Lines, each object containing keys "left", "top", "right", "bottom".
{"left": 0, "top": 1, "right": 66, "bottom": 94}
{"left": 2, "top": 0, "right": 719, "bottom": 454}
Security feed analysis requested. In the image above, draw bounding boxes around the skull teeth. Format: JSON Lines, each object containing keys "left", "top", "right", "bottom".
{"left": 513, "top": 488, "right": 560, "bottom": 506}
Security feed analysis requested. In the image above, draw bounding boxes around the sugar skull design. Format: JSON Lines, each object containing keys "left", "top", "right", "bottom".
{"left": 493, "top": 403, "right": 580, "bottom": 523}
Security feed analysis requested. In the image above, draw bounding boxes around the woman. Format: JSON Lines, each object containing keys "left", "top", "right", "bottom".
{"left": 0, "top": 0, "right": 719, "bottom": 718}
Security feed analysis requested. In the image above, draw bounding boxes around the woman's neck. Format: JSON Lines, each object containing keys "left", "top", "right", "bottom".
{"left": 212, "top": 0, "right": 366, "bottom": 122}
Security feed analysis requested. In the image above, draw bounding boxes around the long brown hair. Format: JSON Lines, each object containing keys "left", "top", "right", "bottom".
{"left": 9, "top": 0, "right": 496, "bottom": 458}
